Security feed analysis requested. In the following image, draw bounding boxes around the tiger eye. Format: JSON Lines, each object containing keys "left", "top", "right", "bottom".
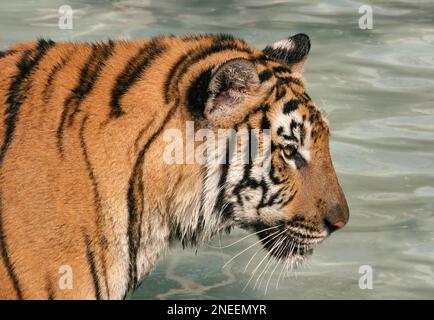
{"left": 282, "top": 144, "right": 298, "bottom": 159}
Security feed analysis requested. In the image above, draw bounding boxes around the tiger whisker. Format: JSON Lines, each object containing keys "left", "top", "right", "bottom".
{"left": 207, "top": 224, "right": 280, "bottom": 249}
{"left": 257, "top": 235, "right": 286, "bottom": 293}
{"left": 243, "top": 229, "right": 286, "bottom": 291}
{"left": 242, "top": 228, "right": 285, "bottom": 275}
{"left": 265, "top": 236, "right": 287, "bottom": 295}
{"left": 285, "top": 245, "right": 296, "bottom": 278}
{"left": 254, "top": 242, "right": 280, "bottom": 291}
{"left": 279, "top": 240, "right": 296, "bottom": 286}
{"left": 259, "top": 237, "right": 286, "bottom": 287}
{"left": 243, "top": 230, "right": 283, "bottom": 273}
{"left": 287, "top": 243, "right": 301, "bottom": 278}
{"left": 276, "top": 241, "right": 291, "bottom": 289}
{"left": 243, "top": 243, "right": 263, "bottom": 273}
{"left": 222, "top": 227, "right": 281, "bottom": 269}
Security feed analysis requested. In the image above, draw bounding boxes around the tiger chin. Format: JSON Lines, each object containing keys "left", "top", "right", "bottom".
{"left": 0, "top": 33, "right": 349, "bottom": 300}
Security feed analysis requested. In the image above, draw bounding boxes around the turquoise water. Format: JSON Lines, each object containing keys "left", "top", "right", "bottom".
{"left": 1, "top": 0, "right": 433, "bottom": 299}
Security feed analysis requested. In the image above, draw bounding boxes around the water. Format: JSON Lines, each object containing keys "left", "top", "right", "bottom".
{"left": 1, "top": 0, "right": 433, "bottom": 299}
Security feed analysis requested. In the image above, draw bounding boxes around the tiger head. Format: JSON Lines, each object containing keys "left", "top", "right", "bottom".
{"left": 193, "top": 34, "right": 349, "bottom": 264}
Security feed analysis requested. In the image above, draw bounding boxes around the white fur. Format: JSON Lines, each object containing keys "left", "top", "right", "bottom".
{"left": 271, "top": 39, "right": 294, "bottom": 51}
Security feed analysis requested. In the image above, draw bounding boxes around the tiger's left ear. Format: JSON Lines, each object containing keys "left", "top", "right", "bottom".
{"left": 204, "top": 58, "right": 262, "bottom": 127}
{"left": 263, "top": 33, "right": 311, "bottom": 73}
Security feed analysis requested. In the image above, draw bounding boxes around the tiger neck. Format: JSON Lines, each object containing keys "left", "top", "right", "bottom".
{"left": 166, "top": 160, "right": 233, "bottom": 247}
{"left": 129, "top": 153, "right": 231, "bottom": 292}
{"left": 142, "top": 119, "right": 234, "bottom": 247}
{"left": 129, "top": 116, "right": 234, "bottom": 295}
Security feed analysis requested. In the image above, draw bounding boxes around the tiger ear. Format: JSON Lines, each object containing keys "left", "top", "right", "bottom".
{"left": 204, "top": 58, "right": 260, "bottom": 126}
{"left": 263, "top": 33, "right": 311, "bottom": 73}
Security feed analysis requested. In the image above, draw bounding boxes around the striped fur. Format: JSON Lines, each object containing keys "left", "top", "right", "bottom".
{"left": 0, "top": 34, "right": 348, "bottom": 299}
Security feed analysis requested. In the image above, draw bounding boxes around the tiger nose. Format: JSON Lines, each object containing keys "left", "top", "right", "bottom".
{"left": 323, "top": 203, "right": 349, "bottom": 234}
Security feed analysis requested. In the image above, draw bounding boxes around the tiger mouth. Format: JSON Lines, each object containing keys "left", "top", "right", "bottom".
{"left": 253, "top": 222, "right": 327, "bottom": 260}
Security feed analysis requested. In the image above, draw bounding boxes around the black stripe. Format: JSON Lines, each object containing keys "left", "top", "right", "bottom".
{"left": 126, "top": 152, "right": 144, "bottom": 295}
{"left": 236, "top": 88, "right": 273, "bottom": 129}
{"left": 165, "top": 40, "right": 253, "bottom": 104}
{"left": 110, "top": 39, "right": 166, "bottom": 118}
{"left": 269, "top": 166, "right": 288, "bottom": 185}
{"left": 233, "top": 164, "right": 254, "bottom": 206}
{"left": 266, "top": 187, "right": 285, "bottom": 206}
{"left": 0, "top": 50, "right": 18, "bottom": 59}
{"left": 236, "top": 101, "right": 272, "bottom": 129}
{"left": 83, "top": 230, "right": 102, "bottom": 300}
{"left": 215, "top": 119, "right": 272, "bottom": 216}
{"left": 164, "top": 52, "right": 190, "bottom": 104}
{"left": 275, "top": 86, "right": 286, "bottom": 101}
{"left": 281, "top": 190, "right": 298, "bottom": 208}
{"left": 248, "top": 54, "right": 269, "bottom": 65}
{"left": 258, "top": 69, "right": 273, "bottom": 82}
{"left": 277, "top": 76, "right": 303, "bottom": 87}
{"left": 232, "top": 126, "right": 261, "bottom": 207}
{"left": 283, "top": 100, "right": 300, "bottom": 114}
{"left": 2, "top": 39, "right": 55, "bottom": 158}
{"left": 43, "top": 51, "right": 74, "bottom": 104}
{"left": 255, "top": 179, "right": 269, "bottom": 211}
{"left": 79, "top": 115, "right": 110, "bottom": 298}
{"left": 196, "top": 167, "right": 209, "bottom": 244}
{"left": 47, "top": 290, "right": 55, "bottom": 300}
{"left": 238, "top": 105, "right": 264, "bottom": 128}
{"left": 248, "top": 125, "right": 258, "bottom": 163}
{"left": 0, "top": 39, "right": 55, "bottom": 300}
{"left": 261, "top": 103, "right": 271, "bottom": 130}
{"left": 46, "top": 274, "right": 55, "bottom": 300}
{"left": 302, "top": 92, "right": 312, "bottom": 102}
{"left": 164, "top": 50, "right": 199, "bottom": 104}
{"left": 125, "top": 96, "right": 180, "bottom": 296}
{"left": 261, "top": 111, "right": 271, "bottom": 130}
{"left": 57, "top": 41, "right": 114, "bottom": 155}
{"left": 214, "top": 163, "right": 229, "bottom": 215}
{"left": 273, "top": 66, "right": 291, "bottom": 73}
{"left": 277, "top": 125, "right": 298, "bottom": 142}
{"left": 292, "top": 90, "right": 309, "bottom": 103}
{"left": 186, "top": 67, "right": 213, "bottom": 119}
{"left": 299, "top": 122, "right": 306, "bottom": 146}
{"left": 0, "top": 197, "right": 22, "bottom": 299}
{"left": 213, "top": 138, "right": 233, "bottom": 216}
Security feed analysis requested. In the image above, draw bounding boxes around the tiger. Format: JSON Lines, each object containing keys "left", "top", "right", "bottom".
{"left": 0, "top": 33, "right": 349, "bottom": 300}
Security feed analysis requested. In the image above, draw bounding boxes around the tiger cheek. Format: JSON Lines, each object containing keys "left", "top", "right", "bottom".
{"left": 271, "top": 147, "right": 295, "bottom": 178}
{"left": 272, "top": 155, "right": 289, "bottom": 181}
